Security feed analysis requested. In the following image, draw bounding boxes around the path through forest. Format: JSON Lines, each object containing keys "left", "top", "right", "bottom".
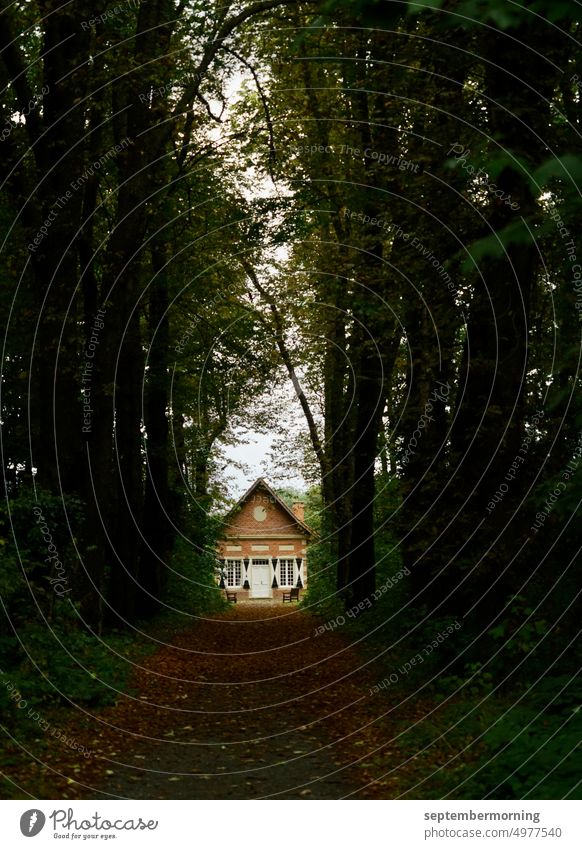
{"left": 6, "top": 602, "right": 443, "bottom": 799}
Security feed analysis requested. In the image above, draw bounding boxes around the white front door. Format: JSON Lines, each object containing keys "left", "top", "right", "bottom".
{"left": 251, "top": 560, "right": 271, "bottom": 598}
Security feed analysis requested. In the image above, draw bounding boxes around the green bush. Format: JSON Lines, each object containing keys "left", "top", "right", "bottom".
{"left": 300, "top": 537, "right": 344, "bottom": 621}
{"left": 391, "top": 674, "right": 582, "bottom": 799}
{"left": 165, "top": 533, "right": 227, "bottom": 615}
{"left": 0, "top": 491, "right": 226, "bottom": 723}
{"left": 472, "top": 676, "right": 582, "bottom": 799}
{"left": 0, "top": 602, "right": 139, "bottom": 710}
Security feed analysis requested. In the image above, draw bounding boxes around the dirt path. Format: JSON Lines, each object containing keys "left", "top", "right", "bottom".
{"left": 6, "top": 602, "right": 430, "bottom": 799}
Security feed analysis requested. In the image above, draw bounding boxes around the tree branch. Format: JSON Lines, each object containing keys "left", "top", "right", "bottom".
{"left": 240, "top": 259, "right": 330, "bottom": 480}
{"left": 225, "top": 46, "right": 277, "bottom": 182}
{"left": 170, "top": 0, "right": 296, "bottom": 123}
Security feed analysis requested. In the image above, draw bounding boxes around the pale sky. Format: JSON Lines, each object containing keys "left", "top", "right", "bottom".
{"left": 215, "top": 366, "right": 316, "bottom": 500}
{"left": 210, "top": 73, "right": 312, "bottom": 500}
{"left": 222, "top": 430, "right": 308, "bottom": 499}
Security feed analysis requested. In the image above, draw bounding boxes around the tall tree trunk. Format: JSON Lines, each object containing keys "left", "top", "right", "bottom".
{"left": 446, "top": 19, "right": 564, "bottom": 619}
{"left": 97, "top": 0, "right": 175, "bottom": 622}
{"left": 321, "top": 267, "right": 354, "bottom": 596}
{"left": 31, "top": 6, "right": 91, "bottom": 494}
{"left": 139, "top": 239, "right": 171, "bottom": 614}
{"left": 347, "top": 327, "right": 396, "bottom": 606}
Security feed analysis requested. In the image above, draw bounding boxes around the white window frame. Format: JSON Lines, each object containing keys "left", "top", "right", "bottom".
{"left": 278, "top": 558, "right": 295, "bottom": 587}
{"left": 225, "top": 558, "right": 243, "bottom": 588}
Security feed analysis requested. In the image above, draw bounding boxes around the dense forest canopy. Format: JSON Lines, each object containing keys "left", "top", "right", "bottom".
{"left": 0, "top": 0, "right": 580, "bottom": 801}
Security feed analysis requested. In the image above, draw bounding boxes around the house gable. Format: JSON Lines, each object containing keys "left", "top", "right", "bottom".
{"left": 222, "top": 479, "right": 311, "bottom": 539}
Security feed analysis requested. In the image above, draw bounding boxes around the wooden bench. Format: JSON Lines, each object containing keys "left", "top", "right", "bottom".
{"left": 282, "top": 587, "right": 300, "bottom": 603}
{"left": 225, "top": 591, "right": 237, "bottom": 603}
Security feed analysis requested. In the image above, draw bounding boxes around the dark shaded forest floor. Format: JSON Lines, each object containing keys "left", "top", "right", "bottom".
{"left": 1, "top": 602, "right": 474, "bottom": 799}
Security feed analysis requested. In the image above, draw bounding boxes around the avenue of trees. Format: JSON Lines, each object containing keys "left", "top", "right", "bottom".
{"left": 1, "top": 0, "right": 580, "bottom": 675}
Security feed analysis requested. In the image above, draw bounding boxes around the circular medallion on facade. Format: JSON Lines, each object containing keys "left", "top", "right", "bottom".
{"left": 253, "top": 505, "right": 267, "bottom": 522}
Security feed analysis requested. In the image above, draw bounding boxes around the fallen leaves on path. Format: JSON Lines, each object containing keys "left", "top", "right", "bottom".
{"left": 1, "top": 603, "right": 475, "bottom": 799}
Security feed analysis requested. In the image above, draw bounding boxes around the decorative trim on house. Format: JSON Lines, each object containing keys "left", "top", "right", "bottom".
{"left": 225, "top": 534, "right": 307, "bottom": 540}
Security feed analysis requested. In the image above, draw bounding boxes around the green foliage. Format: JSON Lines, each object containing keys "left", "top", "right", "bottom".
{"left": 165, "top": 534, "right": 227, "bottom": 616}
{"left": 0, "top": 489, "right": 225, "bottom": 723}
{"left": 384, "top": 673, "right": 581, "bottom": 799}
{"left": 533, "top": 154, "right": 582, "bottom": 187}
{"left": 290, "top": 488, "right": 344, "bottom": 617}
{"left": 274, "top": 486, "right": 306, "bottom": 507}
{"left": 0, "top": 607, "right": 138, "bottom": 710}
{"left": 0, "top": 543, "right": 226, "bottom": 728}
{"left": 159, "top": 497, "right": 228, "bottom": 616}
{"left": 407, "top": 0, "right": 575, "bottom": 27}
{"left": 461, "top": 218, "right": 535, "bottom": 270}
{"left": 487, "top": 595, "right": 549, "bottom": 660}
{"left": 474, "top": 682, "right": 582, "bottom": 799}
{"left": 311, "top": 0, "right": 404, "bottom": 28}
{"left": 300, "top": 535, "right": 344, "bottom": 621}
{"left": 0, "top": 487, "right": 84, "bottom": 633}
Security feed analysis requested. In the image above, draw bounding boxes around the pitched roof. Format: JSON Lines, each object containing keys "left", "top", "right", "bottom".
{"left": 225, "top": 477, "right": 313, "bottom": 535}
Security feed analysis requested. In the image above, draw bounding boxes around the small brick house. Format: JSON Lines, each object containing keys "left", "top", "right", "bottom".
{"left": 217, "top": 478, "right": 311, "bottom": 599}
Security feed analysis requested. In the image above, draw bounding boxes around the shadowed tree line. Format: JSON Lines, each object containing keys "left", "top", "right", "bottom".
{"left": 0, "top": 0, "right": 580, "bottom": 679}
